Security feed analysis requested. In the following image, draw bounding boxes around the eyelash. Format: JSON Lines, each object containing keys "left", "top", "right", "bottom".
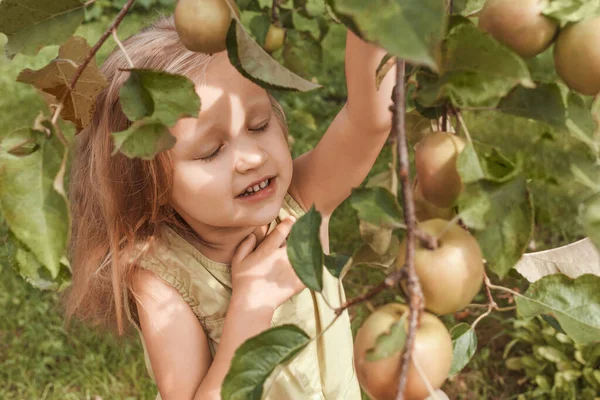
{"left": 199, "top": 121, "right": 270, "bottom": 162}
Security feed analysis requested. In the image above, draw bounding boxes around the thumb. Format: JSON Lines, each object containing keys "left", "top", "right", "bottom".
{"left": 232, "top": 234, "right": 256, "bottom": 266}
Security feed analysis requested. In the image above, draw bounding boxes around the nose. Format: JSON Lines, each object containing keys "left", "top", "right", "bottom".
{"left": 234, "top": 134, "right": 267, "bottom": 173}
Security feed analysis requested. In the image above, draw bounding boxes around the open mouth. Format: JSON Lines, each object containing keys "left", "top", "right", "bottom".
{"left": 237, "top": 177, "right": 274, "bottom": 198}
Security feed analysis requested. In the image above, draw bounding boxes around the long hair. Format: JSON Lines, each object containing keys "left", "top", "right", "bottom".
{"left": 61, "top": 14, "right": 288, "bottom": 337}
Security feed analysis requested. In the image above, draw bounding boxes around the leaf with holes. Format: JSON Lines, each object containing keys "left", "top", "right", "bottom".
{"left": 16, "top": 36, "right": 107, "bottom": 130}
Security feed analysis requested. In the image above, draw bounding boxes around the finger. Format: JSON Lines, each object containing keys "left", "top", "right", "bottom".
{"left": 231, "top": 234, "right": 256, "bottom": 266}
{"left": 260, "top": 216, "right": 296, "bottom": 250}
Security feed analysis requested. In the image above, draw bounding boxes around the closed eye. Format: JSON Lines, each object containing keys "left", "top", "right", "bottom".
{"left": 199, "top": 145, "right": 223, "bottom": 162}
{"left": 250, "top": 120, "right": 270, "bottom": 132}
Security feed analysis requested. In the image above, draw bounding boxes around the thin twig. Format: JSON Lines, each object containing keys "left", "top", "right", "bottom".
{"left": 487, "top": 283, "right": 522, "bottom": 298}
{"left": 483, "top": 272, "right": 498, "bottom": 309}
{"left": 394, "top": 59, "right": 425, "bottom": 400}
{"left": 334, "top": 269, "right": 405, "bottom": 316}
{"left": 471, "top": 307, "right": 492, "bottom": 330}
{"left": 112, "top": 28, "right": 134, "bottom": 68}
{"left": 271, "top": 0, "right": 280, "bottom": 26}
{"left": 455, "top": 109, "right": 473, "bottom": 143}
{"left": 84, "top": 0, "right": 97, "bottom": 7}
{"left": 50, "top": 0, "right": 137, "bottom": 130}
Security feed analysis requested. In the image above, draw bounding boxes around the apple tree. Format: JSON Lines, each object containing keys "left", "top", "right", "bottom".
{"left": 0, "top": 0, "right": 599, "bottom": 399}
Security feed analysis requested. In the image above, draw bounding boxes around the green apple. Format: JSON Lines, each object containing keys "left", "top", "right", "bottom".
{"left": 396, "top": 219, "right": 484, "bottom": 315}
{"left": 479, "top": 0, "right": 559, "bottom": 58}
{"left": 354, "top": 303, "right": 453, "bottom": 400}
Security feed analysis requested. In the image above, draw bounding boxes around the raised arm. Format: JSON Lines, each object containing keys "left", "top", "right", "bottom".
{"left": 290, "top": 30, "right": 396, "bottom": 217}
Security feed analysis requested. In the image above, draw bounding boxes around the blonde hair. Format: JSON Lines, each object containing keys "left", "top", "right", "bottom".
{"left": 61, "top": 14, "right": 288, "bottom": 337}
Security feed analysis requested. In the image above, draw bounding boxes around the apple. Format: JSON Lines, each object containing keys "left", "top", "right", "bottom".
{"left": 354, "top": 303, "right": 453, "bottom": 400}
{"left": 263, "top": 24, "right": 286, "bottom": 53}
{"left": 478, "top": 0, "right": 559, "bottom": 58}
{"left": 554, "top": 16, "right": 600, "bottom": 96}
{"left": 414, "top": 132, "right": 466, "bottom": 209}
{"left": 396, "top": 219, "right": 484, "bottom": 315}
{"left": 175, "top": 0, "right": 238, "bottom": 54}
{"left": 413, "top": 181, "right": 456, "bottom": 223}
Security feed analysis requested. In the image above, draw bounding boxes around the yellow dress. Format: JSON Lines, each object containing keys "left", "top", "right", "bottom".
{"left": 125, "top": 193, "right": 362, "bottom": 400}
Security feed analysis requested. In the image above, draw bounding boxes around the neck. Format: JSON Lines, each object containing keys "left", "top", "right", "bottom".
{"left": 174, "top": 220, "right": 272, "bottom": 265}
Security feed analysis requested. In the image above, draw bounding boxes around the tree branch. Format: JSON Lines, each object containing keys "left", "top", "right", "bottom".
{"left": 393, "top": 59, "right": 425, "bottom": 400}
{"left": 51, "top": 0, "right": 138, "bottom": 128}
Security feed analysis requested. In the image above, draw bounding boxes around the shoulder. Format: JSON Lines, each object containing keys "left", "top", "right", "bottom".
{"left": 130, "top": 267, "right": 212, "bottom": 399}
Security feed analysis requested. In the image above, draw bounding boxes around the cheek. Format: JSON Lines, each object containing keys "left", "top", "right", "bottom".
{"left": 170, "top": 164, "right": 228, "bottom": 207}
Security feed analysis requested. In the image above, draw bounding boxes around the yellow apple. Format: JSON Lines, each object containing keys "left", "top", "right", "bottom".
{"left": 263, "top": 24, "right": 286, "bottom": 53}
{"left": 354, "top": 303, "right": 453, "bottom": 400}
{"left": 396, "top": 219, "right": 484, "bottom": 315}
{"left": 479, "top": 0, "right": 559, "bottom": 58}
{"left": 554, "top": 16, "right": 600, "bottom": 96}
{"left": 175, "top": 0, "right": 238, "bottom": 54}
{"left": 414, "top": 132, "right": 466, "bottom": 209}
{"left": 413, "top": 181, "right": 456, "bottom": 223}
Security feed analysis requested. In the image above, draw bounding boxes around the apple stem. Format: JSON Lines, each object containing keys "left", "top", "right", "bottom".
{"left": 271, "top": 0, "right": 281, "bottom": 27}
{"left": 415, "top": 229, "right": 439, "bottom": 250}
{"left": 392, "top": 58, "right": 425, "bottom": 400}
{"left": 50, "top": 0, "right": 138, "bottom": 132}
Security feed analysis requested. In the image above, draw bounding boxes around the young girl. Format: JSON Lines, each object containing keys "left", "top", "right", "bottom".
{"left": 62, "top": 13, "right": 395, "bottom": 400}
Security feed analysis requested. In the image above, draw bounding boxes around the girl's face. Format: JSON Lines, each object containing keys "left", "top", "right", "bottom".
{"left": 168, "top": 54, "right": 293, "bottom": 232}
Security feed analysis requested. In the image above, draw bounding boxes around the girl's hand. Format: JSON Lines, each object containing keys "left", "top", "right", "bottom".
{"left": 230, "top": 216, "right": 306, "bottom": 312}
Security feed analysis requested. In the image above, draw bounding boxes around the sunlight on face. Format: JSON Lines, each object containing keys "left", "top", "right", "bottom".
{"left": 168, "top": 53, "right": 293, "bottom": 232}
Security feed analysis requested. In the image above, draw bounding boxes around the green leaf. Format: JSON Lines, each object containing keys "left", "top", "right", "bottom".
{"left": 292, "top": 13, "right": 321, "bottom": 40}
{"left": 226, "top": 20, "right": 320, "bottom": 91}
{"left": 516, "top": 274, "right": 600, "bottom": 345}
{"left": 351, "top": 234, "right": 399, "bottom": 270}
{"left": 456, "top": 142, "right": 486, "bottom": 184}
{"left": 542, "top": 0, "right": 600, "bottom": 24}
{"left": 452, "top": 0, "right": 485, "bottom": 15}
{"left": 221, "top": 325, "right": 310, "bottom": 400}
{"left": 417, "top": 20, "right": 534, "bottom": 108}
{"left": 581, "top": 194, "right": 600, "bottom": 250}
{"left": 566, "top": 92, "right": 600, "bottom": 154}
{"left": 366, "top": 314, "right": 407, "bottom": 362}
{"left": 324, "top": 253, "right": 351, "bottom": 279}
{"left": 498, "top": 84, "right": 567, "bottom": 128}
{"left": 16, "top": 36, "right": 108, "bottom": 130}
{"left": 0, "top": 124, "right": 69, "bottom": 278}
{"left": 0, "top": 0, "right": 85, "bottom": 59}
{"left": 14, "top": 243, "right": 71, "bottom": 291}
{"left": 457, "top": 142, "right": 520, "bottom": 184}
{"left": 287, "top": 205, "right": 324, "bottom": 291}
{"left": 359, "top": 220, "right": 393, "bottom": 255}
{"left": 112, "top": 119, "right": 176, "bottom": 160}
{"left": 119, "top": 69, "right": 201, "bottom": 127}
{"left": 449, "top": 323, "right": 478, "bottom": 376}
{"left": 458, "top": 177, "right": 534, "bottom": 278}
{"left": 283, "top": 30, "right": 323, "bottom": 79}
{"left": 242, "top": 11, "right": 271, "bottom": 46}
{"left": 350, "top": 187, "right": 404, "bottom": 229}
{"left": 328, "top": 0, "right": 446, "bottom": 69}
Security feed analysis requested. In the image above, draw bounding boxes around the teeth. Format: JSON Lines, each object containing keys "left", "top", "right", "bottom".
{"left": 242, "top": 178, "right": 270, "bottom": 196}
